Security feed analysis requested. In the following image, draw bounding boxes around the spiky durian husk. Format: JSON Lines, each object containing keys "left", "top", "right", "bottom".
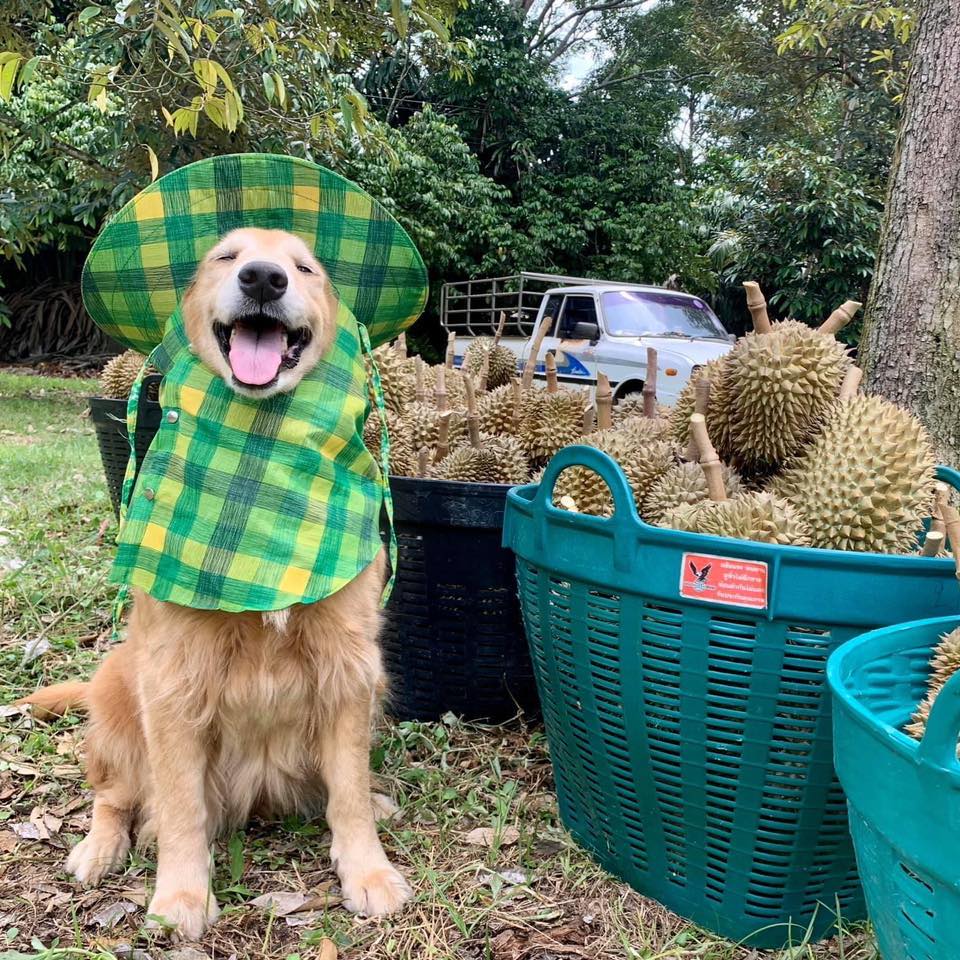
{"left": 484, "top": 433, "right": 531, "bottom": 484}
{"left": 369, "top": 345, "right": 415, "bottom": 414}
{"left": 616, "top": 415, "right": 674, "bottom": 445}
{"left": 612, "top": 396, "right": 672, "bottom": 424}
{"left": 479, "top": 384, "right": 521, "bottom": 436}
{"left": 463, "top": 337, "right": 518, "bottom": 388}
{"left": 420, "top": 363, "right": 467, "bottom": 409}
{"left": 521, "top": 389, "right": 585, "bottom": 462}
{"left": 726, "top": 321, "right": 851, "bottom": 469}
{"left": 906, "top": 628, "right": 960, "bottom": 739}
{"left": 363, "top": 411, "right": 416, "bottom": 477}
{"left": 642, "top": 461, "right": 744, "bottom": 525}
{"left": 662, "top": 492, "right": 810, "bottom": 546}
{"left": 771, "top": 395, "right": 936, "bottom": 553}
{"left": 399, "top": 402, "right": 467, "bottom": 451}
{"left": 98, "top": 350, "right": 150, "bottom": 399}
{"left": 669, "top": 358, "right": 735, "bottom": 457}
{"left": 430, "top": 445, "right": 502, "bottom": 483}
{"left": 553, "top": 435, "right": 676, "bottom": 517}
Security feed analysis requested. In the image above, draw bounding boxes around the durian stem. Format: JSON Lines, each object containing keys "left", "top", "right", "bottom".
{"left": 522, "top": 314, "right": 553, "bottom": 389}
{"left": 417, "top": 447, "right": 429, "bottom": 477}
{"left": 921, "top": 530, "right": 945, "bottom": 557}
{"left": 931, "top": 482, "right": 951, "bottom": 536}
{"left": 743, "top": 281, "right": 772, "bottom": 334}
{"left": 839, "top": 365, "right": 862, "bottom": 401}
{"left": 643, "top": 347, "right": 658, "bottom": 418}
{"left": 415, "top": 357, "right": 426, "bottom": 403}
{"left": 435, "top": 411, "right": 451, "bottom": 463}
{"left": 395, "top": 333, "right": 408, "bottom": 359}
{"left": 445, "top": 331, "right": 456, "bottom": 370}
{"left": 464, "top": 374, "right": 481, "bottom": 448}
{"left": 479, "top": 352, "right": 490, "bottom": 392}
{"left": 596, "top": 371, "right": 613, "bottom": 430}
{"left": 685, "top": 376, "right": 711, "bottom": 462}
{"left": 494, "top": 311, "right": 506, "bottom": 348}
{"left": 511, "top": 378, "right": 522, "bottom": 434}
{"left": 435, "top": 365, "right": 448, "bottom": 414}
{"left": 942, "top": 503, "right": 960, "bottom": 582}
{"left": 582, "top": 404, "right": 596, "bottom": 436}
{"left": 559, "top": 494, "right": 579, "bottom": 512}
{"left": 545, "top": 352, "right": 559, "bottom": 393}
{"left": 690, "top": 413, "right": 727, "bottom": 502}
{"left": 820, "top": 300, "right": 862, "bottom": 337}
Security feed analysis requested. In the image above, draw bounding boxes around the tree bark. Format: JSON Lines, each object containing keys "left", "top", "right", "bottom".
{"left": 860, "top": 0, "right": 960, "bottom": 468}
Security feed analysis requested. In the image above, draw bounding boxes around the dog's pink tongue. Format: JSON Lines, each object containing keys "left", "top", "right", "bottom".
{"left": 228, "top": 326, "right": 284, "bottom": 385}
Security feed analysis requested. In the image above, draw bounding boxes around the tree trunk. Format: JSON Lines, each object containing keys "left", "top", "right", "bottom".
{"left": 860, "top": 0, "right": 960, "bottom": 468}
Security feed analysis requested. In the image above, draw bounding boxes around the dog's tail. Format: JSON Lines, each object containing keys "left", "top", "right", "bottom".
{"left": 16, "top": 681, "right": 89, "bottom": 719}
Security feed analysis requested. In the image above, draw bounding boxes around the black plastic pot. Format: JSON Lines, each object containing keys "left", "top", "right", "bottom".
{"left": 88, "top": 385, "right": 539, "bottom": 723}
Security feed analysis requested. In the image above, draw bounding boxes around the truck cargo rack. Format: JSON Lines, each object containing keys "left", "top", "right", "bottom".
{"left": 440, "top": 271, "right": 634, "bottom": 338}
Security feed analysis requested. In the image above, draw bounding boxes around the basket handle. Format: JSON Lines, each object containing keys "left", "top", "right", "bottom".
{"left": 533, "top": 445, "right": 638, "bottom": 571}
{"left": 917, "top": 669, "right": 960, "bottom": 772}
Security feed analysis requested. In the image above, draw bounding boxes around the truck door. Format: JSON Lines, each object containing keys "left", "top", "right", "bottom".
{"left": 540, "top": 294, "right": 599, "bottom": 387}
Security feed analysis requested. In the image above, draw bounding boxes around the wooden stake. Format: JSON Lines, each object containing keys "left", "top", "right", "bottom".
{"left": 743, "top": 281, "right": 772, "bottom": 334}
{"left": 820, "top": 300, "right": 862, "bottom": 337}
{"left": 494, "top": 311, "right": 506, "bottom": 347}
{"left": 921, "top": 530, "right": 945, "bottom": 557}
{"left": 435, "top": 411, "right": 451, "bottom": 463}
{"left": 545, "top": 352, "right": 559, "bottom": 393}
{"left": 435, "top": 365, "right": 448, "bottom": 414}
{"left": 690, "top": 413, "right": 727, "bottom": 502}
{"left": 596, "top": 372, "right": 613, "bottom": 431}
{"left": 417, "top": 447, "right": 429, "bottom": 477}
{"left": 839, "top": 365, "right": 862, "bottom": 401}
{"left": 685, "top": 376, "right": 711, "bottom": 462}
{"left": 445, "top": 331, "right": 456, "bottom": 369}
{"left": 464, "top": 374, "right": 481, "bottom": 447}
{"left": 643, "top": 347, "right": 658, "bottom": 418}
{"left": 415, "top": 357, "right": 426, "bottom": 403}
{"left": 395, "top": 332, "right": 408, "bottom": 359}
{"left": 521, "top": 314, "right": 553, "bottom": 389}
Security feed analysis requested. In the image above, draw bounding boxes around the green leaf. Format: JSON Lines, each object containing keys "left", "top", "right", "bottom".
{"left": 273, "top": 70, "right": 286, "bottom": 108}
{"left": 391, "top": 0, "right": 408, "bottom": 39}
{"left": 0, "top": 55, "right": 22, "bottom": 102}
{"left": 78, "top": 5, "right": 101, "bottom": 22}
{"left": 18, "top": 55, "right": 40, "bottom": 88}
{"left": 261, "top": 71, "right": 275, "bottom": 102}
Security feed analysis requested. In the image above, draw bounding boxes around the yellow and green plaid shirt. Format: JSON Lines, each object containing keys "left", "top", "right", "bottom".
{"left": 112, "top": 302, "right": 390, "bottom": 612}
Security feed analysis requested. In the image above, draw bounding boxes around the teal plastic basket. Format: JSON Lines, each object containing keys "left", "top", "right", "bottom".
{"left": 502, "top": 446, "right": 960, "bottom": 948}
{"left": 829, "top": 615, "right": 960, "bottom": 960}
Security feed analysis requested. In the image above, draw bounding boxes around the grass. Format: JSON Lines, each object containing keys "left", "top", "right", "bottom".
{"left": 0, "top": 371, "right": 879, "bottom": 960}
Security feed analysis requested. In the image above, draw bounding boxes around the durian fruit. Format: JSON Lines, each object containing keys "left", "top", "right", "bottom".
{"left": 613, "top": 396, "right": 672, "bottom": 423}
{"left": 521, "top": 389, "right": 586, "bottom": 462}
{"left": 400, "top": 402, "right": 467, "bottom": 451}
{"left": 462, "top": 337, "right": 517, "bottom": 389}
{"left": 643, "top": 461, "right": 744, "bottom": 526}
{"left": 772, "top": 395, "right": 936, "bottom": 553}
{"left": 479, "top": 383, "right": 520, "bottom": 436}
{"left": 98, "top": 350, "right": 150, "bottom": 398}
{"left": 906, "top": 627, "right": 960, "bottom": 739}
{"left": 370, "top": 344, "right": 415, "bottom": 413}
{"left": 662, "top": 492, "right": 811, "bottom": 546}
{"left": 725, "top": 319, "right": 851, "bottom": 469}
{"left": 363, "top": 411, "right": 416, "bottom": 477}
{"left": 669, "top": 359, "right": 734, "bottom": 458}
{"left": 485, "top": 433, "right": 531, "bottom": 484}
{"left": 616, "top": 415, "right": 674, "bottom": 445}
{"left": 422, "top": 362, "right": 467, "bottom": 409}
{"left": 553, "top": 434, "right": 676, "bottom": 517}
{"left": 431, "top": 444, "right": 502, "bottom": 483}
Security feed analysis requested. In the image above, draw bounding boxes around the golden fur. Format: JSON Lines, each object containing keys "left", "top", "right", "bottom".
{"left": 21, "top": 229, "right": 410, "bottom": 940}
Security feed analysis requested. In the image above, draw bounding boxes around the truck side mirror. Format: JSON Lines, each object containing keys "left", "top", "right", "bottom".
{"left": 572, "top": 321, "right": 600, "bottom": 341}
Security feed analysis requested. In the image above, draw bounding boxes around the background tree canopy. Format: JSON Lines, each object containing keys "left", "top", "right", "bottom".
{"left": 0, "top": 0, "right": 911, "bottom": 349}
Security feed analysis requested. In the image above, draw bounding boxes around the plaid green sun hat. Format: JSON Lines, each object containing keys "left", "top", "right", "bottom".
{"left": 82, "top": 153, "right": 428, "bottom": 353}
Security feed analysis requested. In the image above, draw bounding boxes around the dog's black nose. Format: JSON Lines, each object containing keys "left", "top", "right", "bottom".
{"left": 238, "top": 261, "right": 288, "bottom": 304}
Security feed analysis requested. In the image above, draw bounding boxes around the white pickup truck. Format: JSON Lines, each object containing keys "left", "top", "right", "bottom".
{"left": 441, "top": 272, "right": 733, "bottom": 405}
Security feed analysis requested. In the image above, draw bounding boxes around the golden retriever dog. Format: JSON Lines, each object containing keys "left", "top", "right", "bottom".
{"left": 21, "top": 228, "right": 411, "bottom": 940}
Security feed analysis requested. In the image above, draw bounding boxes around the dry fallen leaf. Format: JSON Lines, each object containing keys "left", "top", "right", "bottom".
{"left": 464, "top": 826, "right": 520, "bottom": 848}
{"left": 90, "top": 899, "right": 137, "bottom": 928}
{"left": 247, "top": 891, "right": 311, "bottom": 916}
{"left": 11, "top": 820, "right": 48, "bottom": 841}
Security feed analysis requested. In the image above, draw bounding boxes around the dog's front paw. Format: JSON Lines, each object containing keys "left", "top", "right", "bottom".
{"left": 146, "top": 890, "right": 219, "bottom": 941}
{"left": 66, "top": 832, "right": 130, "bottom": 886}
{"left": 339, "top": 863, "right": 412, "bottom": 917}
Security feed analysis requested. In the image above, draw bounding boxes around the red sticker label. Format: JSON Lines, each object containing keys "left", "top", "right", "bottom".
{"left": 679, "top": 552, "right": 769, "bottom": 610}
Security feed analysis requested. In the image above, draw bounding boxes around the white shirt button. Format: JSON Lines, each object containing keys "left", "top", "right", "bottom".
{"left": 143, "top": 487, "right": 156, "bottom": 501}
{"left": 166, "top": 410, "right": 179, "bottom": 423}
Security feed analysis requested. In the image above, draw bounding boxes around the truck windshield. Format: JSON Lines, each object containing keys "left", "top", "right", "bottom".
{"left": 601, "top": 290, "right": 727, "bottom": 339}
